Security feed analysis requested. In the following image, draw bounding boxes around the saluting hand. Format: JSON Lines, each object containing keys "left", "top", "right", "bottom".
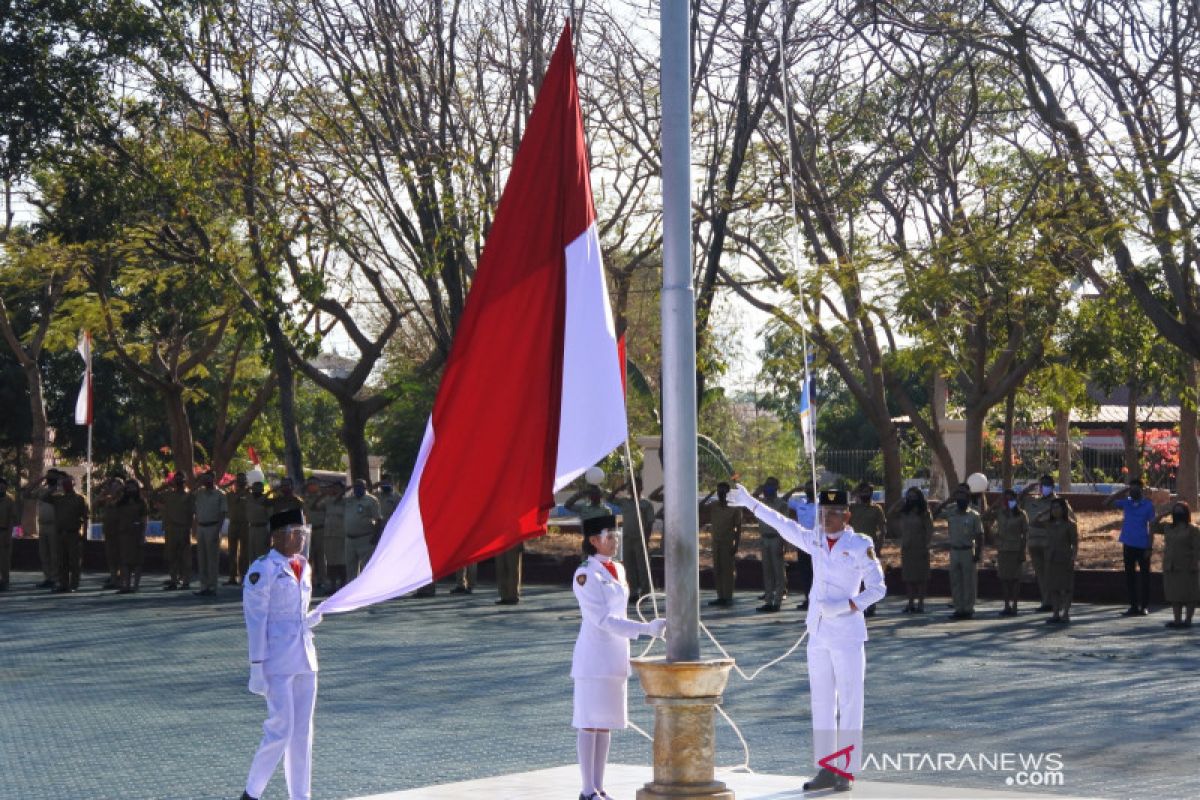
{"left": 726, "top": 484, "right": 756, "bottom": 510}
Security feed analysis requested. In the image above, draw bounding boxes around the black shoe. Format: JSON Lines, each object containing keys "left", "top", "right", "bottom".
{"left": 707, "top": 598, "right": 728, "bottom": 607}
{"left": 179, "top": 583, "right": 191, "bottom": 590}
{"left": 756, "top": 603, "right": 780, "bottom": 613}
{"left": 194, "top": 589, "right": 216, "bottom": 597}
{"left": 117, "top": 587, "right": 134, "bottom": 594}
{"left": 757, "top": 593, "right": 767, "bottom": 600}
{"left": 163, "top": 582, "right": 179, "bottom": 591}
{"left": 52, "top": 586, "right": 70, "bottom": 594}
{"left": 495, "top": 598, "right": 519, "bottom": 605}
{"left": 1121, "top": 606, "right": 1140, "bottom": 616}
{"left": 914, "top": 602, "right": 925, "bottom": 613}
{"left": 36, "top": 580, "right": 55, "bottom": 589}
{"left": 162, "top": 579, "right": 175, "bottom": 587}
{"left": 101, "top": 580, "right": 118, "bottom": 590}
{"left": 241, "top": 792, "right": 258, "bottom": 800}
{"left": 1138, "top": 607, "right": 1150, "bottom": 616}
{"left": 449, "top": 585, "right": 468, "bottom": 594}
{"left": 1045, "top": 614, "right": 1062, "bottom": 624}
{"left": 864, "top": 605, "right": 876, "bottom": 617}
{"left": 833, "top": 774, "right": 853, "bottom": 792}
{"left": 802, "top": 768, "right": 838, "bottom": 791}
{"left": 796, "top": 600, "right": 809, "bottom": 610}
{"left": 1037, "top": 603, "right": 1053, "bottom": 612}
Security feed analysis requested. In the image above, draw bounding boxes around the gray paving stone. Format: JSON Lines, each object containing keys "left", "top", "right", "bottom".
{"left": 1, "top": 570, "right": 1197, "bottom": 799}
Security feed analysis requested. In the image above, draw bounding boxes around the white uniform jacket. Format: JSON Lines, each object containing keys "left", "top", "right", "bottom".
{"left": 748, "top": 502, "right": 886, "bottom": 644}
{"left": 571, "top": 557, "right": 651, "bottom": 679}
{"left": 244, "top": 550, "right": 318, "bottom": 676}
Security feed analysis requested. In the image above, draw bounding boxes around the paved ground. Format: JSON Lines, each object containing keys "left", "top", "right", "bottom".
{"left": 2, "top": 570, "right": 1198, "bottom": 800}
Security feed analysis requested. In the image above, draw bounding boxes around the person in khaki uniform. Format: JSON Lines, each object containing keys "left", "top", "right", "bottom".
{"left": 1155, "top": 502, "right": 1200, "bottom": 628}
{"left": 849, "top": 482, "right": 887, "bottom": 616}
{"left": 615, "top": 481, "right": 655, "bottom": 604}
{"left": 225, "top": 474, "right": 250, "bottom": 585}
{"left": 452, "top": 563, "right": 478, "bottom": 594}
{"left": 193, "top": 471, "right": 228, "bottom": 596}
{"left": 157, "top": 473, "right": 195, "bottom": 590}
{"left": 246, "top": 482, "right": 272, "bottom": 563}
{"left": 984, "top": 488, "right": 1029, "bottom": 616}
{"left": 754, "top": 477, "right": 789, "bottom": 613}
{"left": 49, "top": 475, "right": 89, "bottom": 593}
{"left": 31, "top": 472, "right": 62, "bottom": 588}
{"left": 97, "top": 477, "right": 124, "bottom": 589}
{"left": 322, "top": 482, "right": 347, "bottom": 593}
{"left": 343, "top": 479, "right": 381, "bottom": 580}
{"left": 1034, "top": 497, "right": 1078, "bottom": 624}
{"left": 936, "top": 484, "right": 985, "bottom": 620}
{"left": 703, "top": 482, "right": 742, "bottom": 607}
{"left": 888, "top": 487, "right": 933, "bottom": 613}
{"left": 1020, "top": 474, "right": 1063, "bottom": 612}
{"left": 304, "top": 479, "right": 327, "bottom": 591}
{"left": 494, "top": 542, "right": 523, "bottom": 605}
{"left": 114, "top": 479, "right": 149, "bottom": 593}
{"left": 0, "top": 477, "right": 16, "bottom": 591}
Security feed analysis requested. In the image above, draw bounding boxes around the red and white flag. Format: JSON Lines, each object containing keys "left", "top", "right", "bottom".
{"left": 74, "top": 331, "right": 93, "bottom": 426}
{"left": 319, "top": 24, "right": 626, "bottom": 615}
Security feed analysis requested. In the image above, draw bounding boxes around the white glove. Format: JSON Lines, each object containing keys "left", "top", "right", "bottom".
{"left": 726, "top": 484, "right": 756, "bottom": 510}
{"left": 820, "top": 598, "right": 853, "bottom": 618}
{"left": 248, "top": 663, "right": 267, "bottom": 696}
{"left": 305, "top": 610, "right": 323, "bottom": 630}
{"left": 647, "top": 618, "right": 667, "bottom": 638}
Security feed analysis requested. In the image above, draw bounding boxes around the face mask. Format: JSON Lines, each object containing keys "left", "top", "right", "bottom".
{"left": 903, "top": 498, "right": 915, "bottom": 509}
{"left": 1040, "top": 485, "right": 1052, "bottom": 497}
{"left": 380, "top": 484, "right": 392, "bottom": 494}
{"left": 956, "top": 498, "right": 969, "bottom": 511}
{"left": 1005, "top": 499, "right": 1017, "bottom": 510}
{"left": 763, "top": 487, "right": 778, "bottom": 499}
{"left": 1130, "top": 489, "right": 1143, "bottom": 501}
{"left": 353, "top": 487, "right": 366, "bottom": 498}
{"left": 1172, "top": 512, "right": 1187, "bottom": 524}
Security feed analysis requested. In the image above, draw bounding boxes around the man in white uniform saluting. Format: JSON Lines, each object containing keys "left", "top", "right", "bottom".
{"left": 240, "top": 507, "right": 322, "bottom": 800}
{"left": 728, "top": 486, "right": 886, "bottom": 792}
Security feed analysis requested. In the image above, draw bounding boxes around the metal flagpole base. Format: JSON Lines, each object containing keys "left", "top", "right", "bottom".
{"left": 631, "top": 658, "right": 736, "bottom": 799}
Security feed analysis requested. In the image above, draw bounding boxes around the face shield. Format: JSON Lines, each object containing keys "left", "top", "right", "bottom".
{"left": 818, "top": 506, "right": 848, "bottom": 537}
{"left": 274, "top": 523, "right": 312, "bottom": 559}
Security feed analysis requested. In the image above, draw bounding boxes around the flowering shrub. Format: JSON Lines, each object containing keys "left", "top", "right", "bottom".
{"left": 1140, "top": 428, "right": 1179, "bottom": 487}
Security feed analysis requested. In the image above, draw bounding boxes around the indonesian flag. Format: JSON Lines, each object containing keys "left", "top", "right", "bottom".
{"left": 74, "top": 331, "right": 93, "bottom": 426}
{"left": 319, "top": 24, "right": 625, "bottom": 615}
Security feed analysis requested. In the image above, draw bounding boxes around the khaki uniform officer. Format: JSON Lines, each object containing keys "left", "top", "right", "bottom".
{"left": 98, "top": 478, "right": 124, "bottom": 589}
{"left": 1037, "top": 498, "right": 1078, "bottom": 624}
{"left": 849, "top": 483, "right": 887, "bottom": 616}
{"left": 32, "top": 474, "right": 61, "bottom": 588}
{"left": 1156, "top": 503, "right": 1200, "bottom": 628}
{"left": 1020, "top": 475, "right": 1061, "bottom": 612}
{"left": 113, "top": 481, "right": 149, "bottom": 593}
{"left": 322, "top": 485, "right": 347, "bottom": 593}
{"left": 158, "top": 474, "right": 195, "bottom": 590}
{"left": 889, "top": 488, "right": 933, "bottom": 613}
{"left": 240, "top": 508, "right": 320, "bottom": 800}
{"left": 754, "top": 477, "right": 789, "bottom": 613}
{"left": 49, "top": 475, "right": 90, "bottom": 593}
{"left": 495, "top": 543, "right": 523, "bottom": 605}
{"left": 0, "top": 478, "right": 15, "bottom": 591}
{"left": 705, "top": 483, "right": 743, "bottom": 607}
{"left": 226, "top": 474, "right": 251, "bottom": 585}
{"left": 985, "top": 490, "right": 1028, "bottom": 616}
{"left": 937, "top": 486, "right": 985, "bottom": 620}
{"left": 729, "top": 486, "right": 886, "bottom": 792}
{"left": 617, "top": 491, "right": 655, "bottom": 603}
{"left": 304, "top": 482, "right": 327, "bottom": 590}
{"left": 343, "top": 480, "right": 381, "bottom": 580}
{"left": 246, "top": 484, "right": 272, "bottom": 563}
{"left": 193, "top": 473, "right": 228, "bottom": 596}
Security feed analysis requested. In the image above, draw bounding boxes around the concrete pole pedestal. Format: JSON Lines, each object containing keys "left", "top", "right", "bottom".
{"left": 632, "top": 658, "right": 736, "bottom": 799}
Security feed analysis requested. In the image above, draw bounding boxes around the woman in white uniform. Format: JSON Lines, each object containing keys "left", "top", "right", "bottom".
{"left": 571, "top": 514, "right": 666, "bottom": 800}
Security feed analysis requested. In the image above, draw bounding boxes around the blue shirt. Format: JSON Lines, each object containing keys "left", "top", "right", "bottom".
{"left": 1115, "top": 497, "right": 1156, "bottom": 549}
{"left": 787, "top": 498, "right": 817, "bottom": 529}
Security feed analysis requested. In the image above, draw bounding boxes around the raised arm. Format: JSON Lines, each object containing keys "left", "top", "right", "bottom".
{"left": 726, "top": 484, "right": 817, "bottom": 553}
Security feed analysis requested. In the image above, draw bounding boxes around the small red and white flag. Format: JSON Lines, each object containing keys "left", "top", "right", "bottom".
{"left": 320, "top": 24, "right": 625, "bottom": 615}
{"left": 74, "top": 331, "right": 93, "bottom": 426}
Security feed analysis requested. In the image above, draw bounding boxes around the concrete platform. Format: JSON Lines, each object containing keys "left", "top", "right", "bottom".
{"left": 354, "top": 764, "right": 1094, "bottom": 799}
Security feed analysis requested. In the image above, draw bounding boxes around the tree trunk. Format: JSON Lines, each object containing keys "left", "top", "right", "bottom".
{"left": 1002, "top": 390, "right": 1017, "bottom": 490}
{"left": 339, "top": 397, "right": 372, "bottom": 483}
{"left": 162, "top": 386, "right": 195, "bottom": 483}
{"left": 1123, "top": 382, "right": 1142, "bottom": 481}
{"left": 22, "top": 362, "right": 50, "bottom": 491}
{"left": 1054, "top": 408, "right": 1072, "bottom": 492}
{"left": 964, "top": 405, "right": 986, "bottom": 479}
{"left": 875, "top": 415, "right": 904, "bottom": 507}
{"left": 1177, "top": 360, "right": 1199, "bottom": 505}
{"left": 269, "top": 331, "right": 305, "bottom": 483}
{"left": 926, "top": 374, "right": 953, "bottom": 498}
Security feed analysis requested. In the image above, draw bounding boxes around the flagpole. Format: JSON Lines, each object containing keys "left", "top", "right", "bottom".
{"left": 660, "top": 0, "right": 700, "bottom": 664}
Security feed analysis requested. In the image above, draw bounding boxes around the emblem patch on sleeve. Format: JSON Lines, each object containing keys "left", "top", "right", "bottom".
{"left": 248, "top": 572, "right": 261, "bottom": 585}
{"left": 576, "top": 574, "right": 587, "bottom": 586}
{"left": 866, "top": 547, "right": 878, "bottom": 561}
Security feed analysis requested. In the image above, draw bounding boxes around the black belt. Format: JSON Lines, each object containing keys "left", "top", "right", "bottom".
{"left": 198, "top": 520, "right": 222, "bottom": 526}
{"left": 347, "top": 532, "right": 374, "bottom": 539}
{"left": 951, "top": 545, "right": 974, "bottom": 550}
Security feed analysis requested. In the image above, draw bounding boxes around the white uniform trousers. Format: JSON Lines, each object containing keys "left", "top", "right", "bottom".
{"left": 807, "top": 640, "right": 865, "bottom": 775}
{"left": 247, "top": 672, "right": 317, "bottom": 800}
